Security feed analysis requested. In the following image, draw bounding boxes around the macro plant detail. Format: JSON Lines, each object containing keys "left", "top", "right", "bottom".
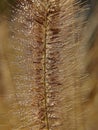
{"left": 0, "top": 0, "right": 98, "bottom": 130}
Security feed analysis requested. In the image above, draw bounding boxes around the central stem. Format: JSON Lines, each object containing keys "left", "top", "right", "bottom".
{"left": 43, "top": 1, "right": 49, "bottom": 130}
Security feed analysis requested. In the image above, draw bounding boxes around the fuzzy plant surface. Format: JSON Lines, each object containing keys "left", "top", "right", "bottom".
{"left": 0, "top": 0, "right": 98, "bottom": 130}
